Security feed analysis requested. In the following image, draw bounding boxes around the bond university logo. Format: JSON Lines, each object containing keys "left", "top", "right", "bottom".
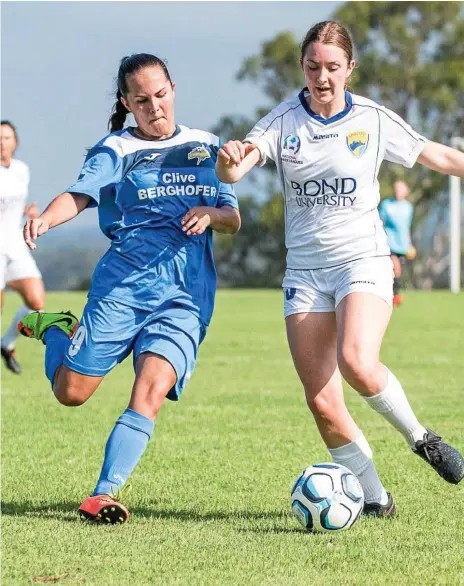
{"left": 188, "top": 146, "right": 211, "bottom": 166}
{"left": 283, "top": 134, "right": 301, "bottom": 155}
{"left": 347, "top": 131, "right": 369, "bottom": 157}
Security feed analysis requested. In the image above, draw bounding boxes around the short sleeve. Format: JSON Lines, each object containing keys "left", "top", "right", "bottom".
{"left": 244, "top": 111, "right": 280, "bottom": 167}
{"left": 23, "top": 163, "right": 31, "bottom": 187}
{"left": 380, "top": 107, "right": 427, "bottom": 168}
{"left": 406, "top": 201, "right": 414, "bottom": 225}
{"left": 217, "top": 182, "right": 238, "bottom": 209}
{"left": 66, "top": 146, "right": 123, "bottom": 207}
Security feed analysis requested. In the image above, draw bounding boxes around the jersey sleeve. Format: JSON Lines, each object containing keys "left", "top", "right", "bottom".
{"left": 406, "top": 200, "right": 414, "bottom": 227}
{"left": 23, "top": 162, "right": 31, "bottom": 188}
{"left": 66, "top": 145, "right": 123, "bottom": 207}
{"left": 217, "top": 182, "right": 238, "bottom": 209}
{"left": 244, "top": 111, "right": 280, "bottom": 167}
{"left": 380, "top": 107, "right": 427, "bottom": 168}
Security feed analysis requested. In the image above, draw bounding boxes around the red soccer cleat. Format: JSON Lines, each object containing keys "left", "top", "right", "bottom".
{"left": 78, "top": 494, "right": 129, "bottom": 524}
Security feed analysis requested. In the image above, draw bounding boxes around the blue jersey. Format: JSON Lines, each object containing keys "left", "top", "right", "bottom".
{"left": 378, "top": 197, "right": 413, "bottom": 255}
{"left": 67, "top": 125, "right": 238, "bottom": 325}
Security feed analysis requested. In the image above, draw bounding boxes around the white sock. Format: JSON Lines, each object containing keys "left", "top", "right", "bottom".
{"left": 1, "top": 304, "right": 33, "bottom": 350}
{"left": 363, "top": 368, "right": 427, "bottom": 448}
{"left": 328, "top": 434, "right": 388, "bottom": 505}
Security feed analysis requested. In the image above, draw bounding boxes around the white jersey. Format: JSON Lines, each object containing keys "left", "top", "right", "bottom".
{"left": 245, "top": 90, "right": 427, "bottom": 269}
{"left": 0, "top": 158, "right": 30, "bottom": 245}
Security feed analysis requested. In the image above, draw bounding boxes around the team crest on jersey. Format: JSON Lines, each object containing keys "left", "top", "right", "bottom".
{"left": 188, "top": 146, "right": 211, "bottom": 165}
{"left": 347, "top": 131, "right": 369, "bottom": 157}
{"left": 283, "top": 134, "right": 301, "bottom": 155}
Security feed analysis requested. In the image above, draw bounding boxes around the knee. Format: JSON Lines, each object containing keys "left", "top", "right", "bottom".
{"left": 305, "top": 390, "right": 337, "bottom": 422}
{"left": 134, "top": 378, "right": 170, "bottom": 419}
{"left": 338, "top": 346, "right": 378, "bottom": 389}
{"left": 25, "top": 295, "right": 44, "bottom": 311}
{"left": 54, "top": 383, "right": 88, "bottom": 407}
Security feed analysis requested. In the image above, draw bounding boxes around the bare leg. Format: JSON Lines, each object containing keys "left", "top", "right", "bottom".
{"left": 286, "top": 310, "right": 389, "bottom": 504}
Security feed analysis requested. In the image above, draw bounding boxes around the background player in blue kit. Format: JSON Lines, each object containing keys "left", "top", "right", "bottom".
{"left": 378, "top": 180, "right": 415, "bottom": 306}
{"left": 19, "top": 54, "right": 241, "bottom": 524}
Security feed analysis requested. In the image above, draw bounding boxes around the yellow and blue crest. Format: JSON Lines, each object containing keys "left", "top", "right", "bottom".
{"left": 346, "top": 131, "right": 369, "bottom": 157}
{"left": 188, "top": 146, "right": 211, "bottom": 166}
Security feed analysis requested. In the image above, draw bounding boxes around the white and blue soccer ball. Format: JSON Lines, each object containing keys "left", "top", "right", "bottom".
{"left": 290, "top": 463, "right": 364, "bottom": 532}
{"left": 283, "top": 134, "right": 300, "bottom": 155}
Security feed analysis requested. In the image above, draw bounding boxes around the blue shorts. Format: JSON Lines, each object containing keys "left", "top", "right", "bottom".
{"left": 63, "top": 296, "right": 207, "bottom": 401}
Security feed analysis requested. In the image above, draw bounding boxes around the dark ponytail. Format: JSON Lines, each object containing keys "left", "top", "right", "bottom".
{"left": 108, "top": 53, "right": 172, "bottom": 133}
{"left": 109, "top": 90, "right": 128, "bottom": 132}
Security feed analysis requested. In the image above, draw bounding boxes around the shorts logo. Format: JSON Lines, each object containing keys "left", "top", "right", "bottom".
{"left": 347, "top": 131, "right": 369, "bottom": 157}
{"left": 285, "top": 288, "right": 297, "bottom": 300}
{"left": 349, "top": 280, "right": 375, "bottom": 286}
{"left": 68, "top": 325, "right": 86, "bottom": 358}
{"left": 283, "top": 134, "right": 301, "bottom": 155}
{"left": 188, "top": 146, "right": 211, "bottom": 166}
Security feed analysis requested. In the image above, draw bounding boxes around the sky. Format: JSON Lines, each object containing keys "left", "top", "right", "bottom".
{"left": 2, "top": 0, "right": 341, "bottom": 231}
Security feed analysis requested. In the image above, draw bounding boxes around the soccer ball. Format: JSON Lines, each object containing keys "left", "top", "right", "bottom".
{"left": 290, "top": 463, "right": 364, "bottom": 532}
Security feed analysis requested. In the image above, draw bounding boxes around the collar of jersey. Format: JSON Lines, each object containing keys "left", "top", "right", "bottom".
{"left": 298, "top": 89, "right": 353, "bottom": 125}
{"left": 126, "top": 125, "right": 181, "bottom": 141}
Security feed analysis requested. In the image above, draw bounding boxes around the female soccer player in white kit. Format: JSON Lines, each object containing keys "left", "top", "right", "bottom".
{"left": 216, "top": 21, "right": 464, "bottom": 516}
{"left": 0, "top": 121, "right": 45, "bottom": 374}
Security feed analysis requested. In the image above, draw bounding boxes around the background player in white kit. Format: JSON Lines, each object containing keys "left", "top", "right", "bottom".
{"left": 1, "top": 121, "right": 45, "bottom": 374}
{"left": 216, "top": 21, "right": 464, "bottom": 515}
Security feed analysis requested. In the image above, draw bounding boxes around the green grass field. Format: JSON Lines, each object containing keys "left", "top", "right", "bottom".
{"left": 1, "top": 290, "right": 464, "bottom": 585}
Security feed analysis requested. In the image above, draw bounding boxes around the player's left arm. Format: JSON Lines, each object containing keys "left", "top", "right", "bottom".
{"left": 417, "top": 141, "right": 464, "bottom": 177}
{"left": 182, "top": 206, "right": 241, "bottom": 236}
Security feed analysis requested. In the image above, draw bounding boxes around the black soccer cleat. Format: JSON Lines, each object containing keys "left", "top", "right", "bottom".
{"left": 1, "top": 346, "right": 21, "bottom": 374}
{"left": 363, "top": 492, "right": 396, "bottom": 517}
{"left": 413, "top": 430, "right": 464, "bottom": 485}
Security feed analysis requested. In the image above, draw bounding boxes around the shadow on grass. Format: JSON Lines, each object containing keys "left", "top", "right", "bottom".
{"left": 1, "top": 500, "right": 299, "bottom": 532}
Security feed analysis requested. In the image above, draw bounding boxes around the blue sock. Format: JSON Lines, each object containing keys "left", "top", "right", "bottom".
{"left": 43, "top": 326, "right": 71, "bottom": 388}
{"left": 93, "top": 408, "right": 154, "bottom": 496}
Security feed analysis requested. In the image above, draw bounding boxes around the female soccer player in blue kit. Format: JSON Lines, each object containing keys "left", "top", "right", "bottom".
{"left": 378, "top": 180, "right": 415, "bottom": 306}
{"left": 216, "top": 21, "right": 464, "bottom": 517}
{"left": 20, "top": 54, "right": 240, "bottom": 524}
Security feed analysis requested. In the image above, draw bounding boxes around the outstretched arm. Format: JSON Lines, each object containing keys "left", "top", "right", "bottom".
{"left": 23, "top": 192, "right": 91, "bottom": 249}
{"left": 417, "top": 141, "right": 464, "bottom": 177}
{"left": 215, "top": 141, "right": 261, "bottom": 184}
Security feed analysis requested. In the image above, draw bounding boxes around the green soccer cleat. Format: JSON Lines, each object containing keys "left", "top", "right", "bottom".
{"left": 17, "top": 311, "right": 79, "bottom": 342}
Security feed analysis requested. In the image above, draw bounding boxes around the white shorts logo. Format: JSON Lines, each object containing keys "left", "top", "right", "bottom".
{"left": 68, "top": 325, "right": 86, "bottom": 357}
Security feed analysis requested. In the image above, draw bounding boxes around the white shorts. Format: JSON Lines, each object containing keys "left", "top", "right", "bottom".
{"left": 0, "top": 240, "right": 42, "bottom": 290}
{"left": 283, "top": 256, "right": 394, "bottom": 317}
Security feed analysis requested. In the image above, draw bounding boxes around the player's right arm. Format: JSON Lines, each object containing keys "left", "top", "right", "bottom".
{"left": 23, "top": 192, "right": 91, "bottom": 250}
{"left": 215, "top": 142, "right": 261, "bottom": 183}
{"left": 24, "top": 142, "right": 123, "bottom": 250}
{"left": 215, "top": 109, "right": 280, "bottom": 184}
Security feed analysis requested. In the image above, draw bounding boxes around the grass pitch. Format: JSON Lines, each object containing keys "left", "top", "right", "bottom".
{"left": 1, "top": 290, "right": 464, "bottom": 585}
